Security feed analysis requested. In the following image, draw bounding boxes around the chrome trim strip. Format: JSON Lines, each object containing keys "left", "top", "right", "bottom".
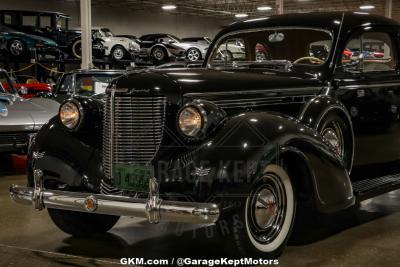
{"left": 338, "top": 82, "right": 400, "bottom": 89}
{"left": 110, "top": 87, "right": 115, "bottom": 180}
{"left": 183, "top": 87, "right": 322, "bottom": 97}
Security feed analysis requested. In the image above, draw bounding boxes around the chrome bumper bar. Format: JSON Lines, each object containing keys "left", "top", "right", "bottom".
{"left": 9, "top": 170, "right": 220, "bottom": 224}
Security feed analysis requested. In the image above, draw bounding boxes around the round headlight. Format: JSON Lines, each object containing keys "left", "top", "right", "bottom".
{"left": 59, "top": 101, "right": 81, "bottom": 129}
{"left": 178, "top": 106, "right": 204, "bottom": 137}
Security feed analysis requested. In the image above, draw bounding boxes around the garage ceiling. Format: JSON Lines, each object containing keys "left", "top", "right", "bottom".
{"left": 89, "top": 0, "right": 399, "bottom": 21}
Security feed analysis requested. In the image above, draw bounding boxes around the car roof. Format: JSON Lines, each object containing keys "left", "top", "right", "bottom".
{"left": 216, "top": 12, "right": 400, "bottom": 39}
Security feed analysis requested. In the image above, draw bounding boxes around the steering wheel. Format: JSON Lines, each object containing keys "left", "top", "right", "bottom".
{"left": 293, "top": 56, "right": 325, "bottom": 64}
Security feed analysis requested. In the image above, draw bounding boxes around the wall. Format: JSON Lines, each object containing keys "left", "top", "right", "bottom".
{"left": 0, "top": 0, "right": 223, "bottom": 38}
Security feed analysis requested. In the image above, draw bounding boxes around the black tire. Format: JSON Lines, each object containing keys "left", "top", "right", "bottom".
{"left": 48, "top": 208, "right": 119, "bottom": 237}
{"left": 151, "top": 46, "right": 167, "bottom": 62}
{"left": 8, "top": 39, "right": 26, "bottom": 57}
{"left": 71, "top": 39, "right": 82, "bottom": 59}
{"left": 186, "top": 48, "right": 202, "bottom": 62}
{"left": 317, "top": 111, "right": 353, "bottom": 171}
{"left": 217, "top": 165, "right": 296, "bottom": 258}
{"left": 111, "top": 45, "right": 127, "bottom": 61}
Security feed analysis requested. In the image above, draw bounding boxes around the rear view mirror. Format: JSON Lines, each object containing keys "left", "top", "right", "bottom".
{"left": 268, "top": 32, "right": 285, "bottom": 43}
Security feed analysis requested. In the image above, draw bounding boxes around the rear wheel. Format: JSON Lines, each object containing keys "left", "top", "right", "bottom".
{"left": 152, "top": 46, "right": 167, "bottom": 62}
{"left": 317, "top": 112, "right": 353, "bottom": 171}
{"left": 186, "top": 48, "right": 202, "bottom": 62}
{"left": 71, "top": 39, "right": 82, "bottom": 59}
{"left": 48, "top": 208, "right": 119, "bottom": 237}
{"left": 217, "top": 165, "right": 295, "bottom": 258}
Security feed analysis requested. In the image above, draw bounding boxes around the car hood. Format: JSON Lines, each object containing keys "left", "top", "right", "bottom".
{"left": 0, "top": 94, "right": 59, "bottom": 132}
{"left": 115, "top": 68, "right": 324, "bottom": 103}
{"left": 175, "top": 42, "right": 209, "bottom": 51}
{"left": 4, "top": 31, "right": 58, "bottom": 46}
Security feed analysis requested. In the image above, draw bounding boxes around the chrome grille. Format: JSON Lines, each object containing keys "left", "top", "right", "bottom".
{"left": 103, "top": 94, "right": 167, "bottom": 180}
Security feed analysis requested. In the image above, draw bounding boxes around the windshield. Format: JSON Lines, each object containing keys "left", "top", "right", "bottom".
{"left": 57, "top": 73, "right": 122, "bottom": 96}
{"left": 168, "top": 35, "right": 182, "bottom": 43}
{"left": 56, "top": 16, "right": 68, "bottom": 30}
{"left": 0, "top": 72, "right": 16, "bottom": 94}
{"left": 102, "top": 28, "right": 113, "bottom": 37}
{"left": 208, "top": 28, "right": 332, "bottom": 71}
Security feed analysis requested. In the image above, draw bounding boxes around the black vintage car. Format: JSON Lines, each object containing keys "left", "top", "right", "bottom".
{"left": 10, "top": 12, "right": 400, "bottom": 258}
{"left": 0, "top": 10, "right": 104, "bottom": 58}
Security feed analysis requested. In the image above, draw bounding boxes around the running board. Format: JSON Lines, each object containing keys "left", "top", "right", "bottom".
{"left": 353, "top": 173, "right": 400, "bottom": 201}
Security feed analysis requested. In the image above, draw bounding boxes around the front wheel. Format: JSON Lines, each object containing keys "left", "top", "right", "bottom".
{"left": 186, "top": 48, "right": 202, "bottom": 62}
{"left": 218, "top": 165, "right": 295, "bottom": 258}
{"left": 8, "top": 39, "right": 26, "bottom": 57}
{"left": 111, "top": 45, "right": 127, "bottom": 61}
{"left": 151, "top": 46, "right": 167, "bottom": 62}
{"left": 48, "top": 208, "right": 119, "bottom": 237}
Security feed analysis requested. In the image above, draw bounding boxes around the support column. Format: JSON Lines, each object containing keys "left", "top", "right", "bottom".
{"left": 385, "top": 0, "right": 392, "bottom": 18}
{"left": 276, "top": 0, "right": 284, "bottom": 15}
{"left": 80, "top": 0, "right": 92, "bottom": 69}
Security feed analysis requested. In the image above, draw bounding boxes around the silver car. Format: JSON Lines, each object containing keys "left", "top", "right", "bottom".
{"left": 179, "top": 37, "right": 212, "bottom": 62}
{"left": 0, "top": 69, "right": 59, "bottom": 153}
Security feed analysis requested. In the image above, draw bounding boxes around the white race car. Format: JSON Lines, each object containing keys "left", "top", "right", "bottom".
{"left": 92, "top": 27, "right": 140, "bottom": 61}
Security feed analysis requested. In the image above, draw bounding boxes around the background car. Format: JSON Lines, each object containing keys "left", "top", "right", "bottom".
{"left": 92, "top": 28, "right": 140, "bottom": 61}
{"left": 0, "top": 10, "right": 105, "bottom": 59}
{"left": 175, "top": 36, "right": 211, "bottom": 62}
{"left": 0, "top": 24, "right": 59, "bottom": 57}
{"left": 53, "top": 69, "right": 125, "bottom": 103}
{"left": 137, "top": 33, "right": 186, "bottom": 63}
{"left": 0, "top": 69, "right": 59, "bottom": 153}
{"left": 12, "top": 75, "right": 53, "bottom": 99}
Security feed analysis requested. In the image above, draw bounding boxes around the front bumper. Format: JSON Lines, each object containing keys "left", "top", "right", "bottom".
{"left": 10, "top": 169, "right": 220, "bottom": 224}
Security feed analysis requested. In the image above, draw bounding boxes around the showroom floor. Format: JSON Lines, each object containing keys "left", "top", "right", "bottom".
{"left": 1, "top": 172, "right": 400, "bottom": 267}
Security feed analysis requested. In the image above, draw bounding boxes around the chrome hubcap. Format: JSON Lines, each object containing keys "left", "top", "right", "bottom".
{"left": 10, "top": 41, "right": 23, "bottom": 55}
{"left": 254, "top": 188, "right": 278, "bottom": 229}
{"left": 113, "top": 48, "right": 124, "bottom": 60}
{"left": 248, "top": 174, "right": 286, "bottom": 244}
{"left": 188, "top": 49, "right": 200, "bottom": 61}
{"left": 322, "top": 122, "right": 344, "bottom": 158}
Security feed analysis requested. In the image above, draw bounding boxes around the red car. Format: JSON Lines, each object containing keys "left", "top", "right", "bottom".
{"left": 12, "top": 75, "right": 53, "bottom": 99}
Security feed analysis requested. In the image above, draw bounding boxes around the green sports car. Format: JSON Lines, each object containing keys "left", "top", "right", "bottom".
{"left": 0, "top": 24, "right": 59, "bottom": 57}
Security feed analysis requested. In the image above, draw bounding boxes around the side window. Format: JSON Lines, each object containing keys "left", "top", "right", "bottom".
{"left": 3, "top": 13, "right": 16, "bottom": 25}
{"left": 22, "top": 15, "right": 37, "bottom": 27}
{"left": 342, "top": 32, "right": 397, "bottom": 72}
{"left": 40, "top": 16, "right": 52, "bottom": 28}
{"left": 58, "top": 74, "right": 74, "bottom": 94}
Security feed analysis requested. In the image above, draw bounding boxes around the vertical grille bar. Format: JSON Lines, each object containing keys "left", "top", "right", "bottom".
{"left": 102, "top": 93, "right": 166, "bottom": 180}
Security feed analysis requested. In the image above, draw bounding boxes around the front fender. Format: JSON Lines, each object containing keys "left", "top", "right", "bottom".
{"left": 190, "top": 112, "right": 354, "bottom": 213}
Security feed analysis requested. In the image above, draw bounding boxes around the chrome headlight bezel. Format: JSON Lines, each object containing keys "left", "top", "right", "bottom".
{"left": 59, "top": 100, "right": 83, "bottom": 130}
{"left": 177, "top": 104, "right": 208, "bottom": 139}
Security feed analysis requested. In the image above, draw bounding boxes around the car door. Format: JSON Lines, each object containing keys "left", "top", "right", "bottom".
{"left": 334, "top": 27, "right": 400, "bottom": 173}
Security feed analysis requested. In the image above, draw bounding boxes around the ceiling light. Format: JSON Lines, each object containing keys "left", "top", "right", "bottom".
{"left": 359, "top": 5, "right": 375, "bottom": 10}
{"left": 162, "top": 4, "right": 177, "bottom": 10}
{"left": 257, "top": 6, "right": 272, "bottom": 11}
{"left": 235, "top": 13, "right": 248, "bottom": 18}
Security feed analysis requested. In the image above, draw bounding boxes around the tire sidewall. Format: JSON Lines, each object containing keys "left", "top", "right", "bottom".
{"left": 71, "top": 39, "right": 82, "bottom": 59}
{"left": 219, "top": 164, "right": 296, "bottom": 258}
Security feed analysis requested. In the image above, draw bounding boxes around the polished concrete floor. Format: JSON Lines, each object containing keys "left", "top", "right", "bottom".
{"left": 2, "top": 172, "right": 400, "bottom": 267}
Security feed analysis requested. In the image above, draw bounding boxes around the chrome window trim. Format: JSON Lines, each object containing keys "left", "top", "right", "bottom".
{"left": 207, "top": 27, "right": 334, "bottom": 69}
